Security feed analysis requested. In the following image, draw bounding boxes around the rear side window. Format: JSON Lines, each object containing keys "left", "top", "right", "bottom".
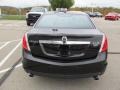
{"left": 35, "top": 14, "right": 95, "bottom": 29}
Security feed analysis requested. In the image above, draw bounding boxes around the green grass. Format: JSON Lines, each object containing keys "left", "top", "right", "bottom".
{"left": 1, "top": 15, "right": 26, "bottom": 20}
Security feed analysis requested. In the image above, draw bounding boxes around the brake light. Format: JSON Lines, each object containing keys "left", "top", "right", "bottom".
{"left": 22, "top": 34, "right": 30, "bottom": 51}
{"left": 100, "top": 35, "right": 108, "bottom": 52}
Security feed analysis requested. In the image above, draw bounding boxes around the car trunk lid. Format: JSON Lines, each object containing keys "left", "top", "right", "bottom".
{"left": 27, "top": 29, "right": 103, "bottom": 63}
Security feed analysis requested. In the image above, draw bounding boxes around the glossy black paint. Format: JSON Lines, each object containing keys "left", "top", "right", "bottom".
{"left": 22, "top": 11, "right": 108, "bottom": 78}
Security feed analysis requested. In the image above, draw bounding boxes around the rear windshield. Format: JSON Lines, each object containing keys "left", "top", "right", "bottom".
{"left": 35, "top": 14, "right": 95, "bottom": 29}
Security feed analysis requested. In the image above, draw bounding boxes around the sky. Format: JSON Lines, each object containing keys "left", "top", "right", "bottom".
{"left": 0, "top": 0, "right": 120, "bottom": 8}
{"left": 75, "top": 0, "right": 120, "bottom": 8}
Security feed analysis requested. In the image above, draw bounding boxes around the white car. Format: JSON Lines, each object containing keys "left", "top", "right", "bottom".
{"left": 26, "top": 7, "right": 48, "bottom": 26}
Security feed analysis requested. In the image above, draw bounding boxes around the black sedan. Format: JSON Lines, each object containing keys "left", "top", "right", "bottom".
{"left": 22, "top": 11, "right": 108, "bottom": 80}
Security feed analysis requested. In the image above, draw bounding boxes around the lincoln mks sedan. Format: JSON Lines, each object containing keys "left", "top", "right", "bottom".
{"left": 22, "top": 11, "right": 108, "bottom": 80}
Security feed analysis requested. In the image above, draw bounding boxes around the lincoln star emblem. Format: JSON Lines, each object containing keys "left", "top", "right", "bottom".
{"left": 62, "top": 36, "right": 67, "bottom": 44}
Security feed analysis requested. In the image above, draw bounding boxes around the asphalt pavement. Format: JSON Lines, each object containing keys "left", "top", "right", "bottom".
{"left": 0, "top": 18, "right": 120, "bottom": 90}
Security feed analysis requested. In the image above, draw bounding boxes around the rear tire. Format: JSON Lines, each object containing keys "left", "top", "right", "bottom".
{"left": 93, "top": 76, "right": 99, "bottom": 80}
{"left": 29, "top": 73, "right": 34, "bottom": 77}
{"left": 115, "top": 18, "right": 118, "bottom": 21}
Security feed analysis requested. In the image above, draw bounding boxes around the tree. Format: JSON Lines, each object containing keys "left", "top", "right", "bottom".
{"left": 49, "top": 0, "right": 75, "bottom": 10}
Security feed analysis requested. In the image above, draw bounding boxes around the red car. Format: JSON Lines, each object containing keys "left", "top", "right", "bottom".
{"left": 118, "top": 14, "right": 120, "bottom": 18}
{"left": 105, "top": 13, "right": 119, "bottom": 20}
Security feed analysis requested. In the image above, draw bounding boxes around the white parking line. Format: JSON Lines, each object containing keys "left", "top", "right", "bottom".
{"left": 0, "top": 41, "right": 22, "bottom": 68}
{"left": 0, "top": 42, "right": 10, "bottom": 50}
{"left": 0, "top": 24, "right": 26, "bottom": 27}
{"left": 0, "top": 39, "right": 21, "bottom": 44}
{"left": 0, "top": 68, "right": 9, "bottom": 74}
{"left": 0, "top": 63, "right": 22, "bottom": 74}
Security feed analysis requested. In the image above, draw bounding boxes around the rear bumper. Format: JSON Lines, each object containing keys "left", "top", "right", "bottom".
{"left": 23, "top": 59, "right": 107, "bottom": 78}
{"left": 22, "top": 51, "right": 107, "bottom": 78}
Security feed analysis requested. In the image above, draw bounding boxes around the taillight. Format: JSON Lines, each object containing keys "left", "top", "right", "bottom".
{"left": 22, "top": 34, "right": 30, "bottom": 51}
{"left": 100, "top": 35, "right": 108, "bottom": 52}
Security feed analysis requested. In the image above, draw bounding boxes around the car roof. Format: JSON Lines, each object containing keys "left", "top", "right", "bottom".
{"left": 44, "top": 11, "right": 88, "bottom": 15}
